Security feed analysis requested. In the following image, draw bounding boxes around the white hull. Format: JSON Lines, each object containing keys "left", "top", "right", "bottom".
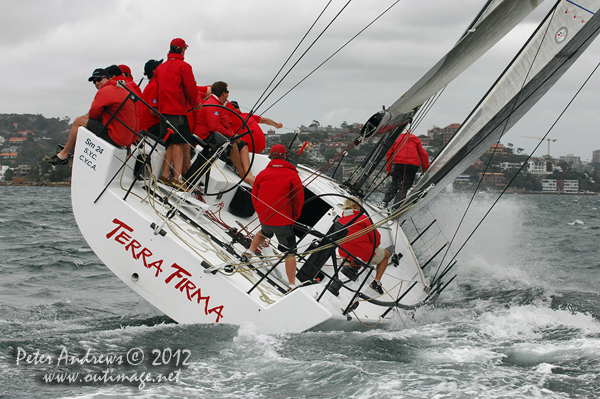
{"left": 71, "top": 128, "right": 431, "bottom": 333}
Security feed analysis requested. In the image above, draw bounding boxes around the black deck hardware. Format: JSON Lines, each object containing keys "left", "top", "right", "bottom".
{"left": 391, "top": 252, "right": 403, "bottom": 266}
{"left": 201, "top": 260, "right": 218, "bottom": 275}
{"left": 149, "top": 223, "right": 167, "bottom": 237}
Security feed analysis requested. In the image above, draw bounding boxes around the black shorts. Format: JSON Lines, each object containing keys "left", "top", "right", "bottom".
{"left": 146, "top": 122, "right": 161, "bottom": 139}
{"left": 162, "top": 114, "right": 192, "bottom": 145}
{"left": 235, "top": 140, "right": 247, "bottom": 151}
{"left": 260, "top": 224, "right": 297, "bottom": 255}
{"left": 86, "top": 118, "right": 119, "bottom": 147}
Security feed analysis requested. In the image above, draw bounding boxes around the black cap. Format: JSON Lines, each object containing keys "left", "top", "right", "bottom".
{"left": 88, "top": 68, "right": 109, "bottom": 82}
{"left": 144, "top": 59, "right": 163, "bottom": 76}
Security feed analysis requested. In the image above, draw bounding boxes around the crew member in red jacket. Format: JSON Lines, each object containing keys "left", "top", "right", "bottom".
{"left": 118, "top": 64, "right": 143, "bottom": 135}
{"left": 227, "top": 101, "right": 283, "bottom": 154}
{"left": 44, "top": 67, "right": 136, "bottom": 166}
{"left": 139, "top": 59, "right": 163, "bottom": 137}
{"left": 154, "top": 38, "right": 201, "bottom": 189}
{"left": 246, "top": 144, "right": 304, "bottom": 290}
{"left": 193, "top": 82, "right": 254, "bottom": 184}
{"left": 337, "top": 198, "right": 389, "bottom": 295}
{"left": 382, "top": 131, "right": 430, "bottom": 209}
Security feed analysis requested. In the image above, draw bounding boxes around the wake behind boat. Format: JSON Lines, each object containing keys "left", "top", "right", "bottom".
{"left": 68, "top": 0, "right": 600, "bottom": 333}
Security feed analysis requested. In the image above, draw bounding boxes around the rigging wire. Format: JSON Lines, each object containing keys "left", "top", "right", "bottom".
{"left": 251, "top": 0, "right": 353, "bottom": 115}
{"left": 249, "top": 0, "right": 334, "bottom": 115}
{"left": 258, "top": 0, "right": 403, "bottom": 115}
{"left": 434, "top": 43, "right": 600, "bottom": 279}
{"left": 430, "top": 5, "right": 560, "bottom": 283}
{"left": 440, "top": 58, "right": 600, "bottom": 271}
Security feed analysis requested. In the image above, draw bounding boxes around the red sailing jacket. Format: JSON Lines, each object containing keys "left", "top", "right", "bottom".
{"left": 225, "top": 101, "right": 244, "bottom": 134}
{"left": 337, "top": 209, "right": 381, "bottom": 263}
{"left": 88, "top": 79, "right": 136, "bottom": 147}
{"left": 154, "top": 53, "right": 199, "bottom": 116}
{"left": 139, "top": 78, "right": 159, "bottom": 131}
{"left": 224, "top": 102, "right": 266, "bottom": 153}
{"left": 385, "top": 133, "right": 430, "bottom": 173}
{"left": 123, "top": 75, "right": 143, "bottom": 132}
{"left": 240, "top": 113, "right": 265, "bottom": 153}
{"left": 123, "top": 75, "right": 143, "bottom": 98}
{"left": 193, "top": 95, "right": 233, "bottom": 140}
{"left": 252, "top": 159, "right": 304, "bottom": 226}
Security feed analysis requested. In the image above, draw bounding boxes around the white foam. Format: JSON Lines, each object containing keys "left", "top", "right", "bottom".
{"left": 478, "top": 304, "right": 600, "bottom": 340}
{"left": 223, "top": 322, "right": 283, "bottom": 361}
{"left": 425, "top": 346, "right": 506, "bottom": 364}
{"left": 534, "top": 362, "right": 557, "bottom": 374}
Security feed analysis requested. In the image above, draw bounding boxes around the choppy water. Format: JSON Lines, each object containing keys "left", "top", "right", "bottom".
{"left": 0, "top": 187, "right": 599, "bottom": 398}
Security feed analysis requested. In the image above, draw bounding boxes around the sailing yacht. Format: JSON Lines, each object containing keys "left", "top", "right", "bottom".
{"left": 69, "top": 0, "right": 600, "bottom": 333}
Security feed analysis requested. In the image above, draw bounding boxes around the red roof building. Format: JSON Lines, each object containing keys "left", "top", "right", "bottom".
{"left": 0, "top": 152, "right": 18, "bottom": 159}
{"left": 486, "top": 144, "right": 507, "bottom": 154}
{"left": 479, "top": 172, "right": 505, "bottom": 186}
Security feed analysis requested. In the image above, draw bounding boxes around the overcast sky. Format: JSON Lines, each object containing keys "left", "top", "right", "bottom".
{"left": 1, "top": 0, "right": 599, "bottom": 159}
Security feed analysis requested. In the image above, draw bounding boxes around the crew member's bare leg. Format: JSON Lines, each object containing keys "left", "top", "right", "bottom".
{"left": 249, "top": 231, "right": 266, "bottom": 253}
{"left": 172, "top": 143, "right": 185, "bottom": 182}
{"left": 374, "top": 249, "right": 390, "bottom": 281}
{"left": 160, "top": 146, "right": 173, "bottom": 181}
{"left": 59, "top": 115, "right": 89, "bottom": 158}
{"left": 183, "top": 144, "right": 192, "bottom": 176}
{"left": 239, "top": 145, "right": 255, "bottom": 184}
{"left": 285, "top": 255, "right": 296, "bottom": 286}
{"left": 228, "top": 143, "right": 247, "bottom": 182}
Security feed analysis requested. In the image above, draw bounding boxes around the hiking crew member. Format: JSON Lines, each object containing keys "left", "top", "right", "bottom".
{"left": 44, "top": 67, "right": 136, "bottom": 166}
{"left": 227, "top": 100, "right": 283, "bottom": 154}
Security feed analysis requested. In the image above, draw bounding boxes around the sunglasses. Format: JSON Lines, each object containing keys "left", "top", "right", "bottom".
{"left": 92, "top": 78, "right": 104, "bottom": 83}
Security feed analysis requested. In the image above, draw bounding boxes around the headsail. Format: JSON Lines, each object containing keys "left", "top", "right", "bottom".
{"left": 388, "top": 0, "right": 546, "bottom": 115}
{"left": 402, "top": 0, "right": 600, "bottom": 219}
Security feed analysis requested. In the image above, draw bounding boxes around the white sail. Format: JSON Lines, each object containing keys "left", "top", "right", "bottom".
{"left": 388, "top": 0, "right": 545, "bottom": 115}
{"left": 404, "top": 0, "right": 600, "bottom": 218}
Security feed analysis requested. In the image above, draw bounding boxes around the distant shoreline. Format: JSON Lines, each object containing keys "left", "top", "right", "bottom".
{"left": 1, "top": 181, "right": 597, "bottom": 195}
{"left": 0, "top": 181, "right": 70, "bottom": 187}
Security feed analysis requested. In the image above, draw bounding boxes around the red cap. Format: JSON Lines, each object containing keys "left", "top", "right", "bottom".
{"left": 270, "top": 144, "right": 287, "bottom": 157}
{"left": 118, "top": 64, "right": 131, "bottom": 75}
{"left": 170, "top": 38, "right": 188, "bottom": 48}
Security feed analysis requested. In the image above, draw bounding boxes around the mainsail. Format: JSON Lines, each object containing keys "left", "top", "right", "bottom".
{"left": 388, "top": 0, "right": 545, "bottom": 115}
{"left": 345, "top": 0, "right": 544, "bottom": 195}
{"left": 402, "top": 0, "right": 600, "bottom": 220}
